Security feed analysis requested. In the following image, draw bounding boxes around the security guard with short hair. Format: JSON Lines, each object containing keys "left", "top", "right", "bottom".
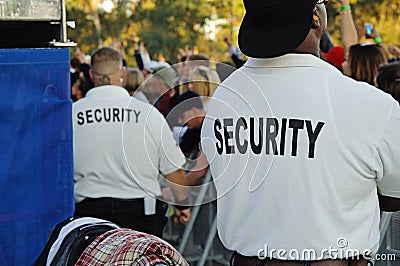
{"left": 73, "top": 47, "right": 191, "bottom": 238}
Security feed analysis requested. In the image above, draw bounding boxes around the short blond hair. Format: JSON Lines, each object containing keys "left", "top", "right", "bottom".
{"left": 123, "top": 67, "right": 144, "bottom": 94}
{"left": 188, "top": 66, "right": 220, "bottom": 98}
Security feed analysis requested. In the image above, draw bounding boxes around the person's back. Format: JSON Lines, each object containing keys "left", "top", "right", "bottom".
{"left": 201, "top": 0, "right": 400, "bottom": 264}
{"left": 73, "top": 47, "right": 191, "bottom": 237}
{"left": 74, "top": 93, "right": 176, "bottom": 200}
{"left": 203, "top": 54, "right": 399, "bottom": 258}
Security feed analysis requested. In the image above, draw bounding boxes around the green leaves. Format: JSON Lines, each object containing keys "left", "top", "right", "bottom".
{"left": 66, "top": 0, "right": 399, "bottom": 64}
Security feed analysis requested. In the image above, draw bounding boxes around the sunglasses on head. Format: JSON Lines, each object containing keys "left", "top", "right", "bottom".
{"left": 316, "top": 0, "right": 328, "bottom": 4}
{"left": 198, "top": 69, "right": 209, "bottom": 81}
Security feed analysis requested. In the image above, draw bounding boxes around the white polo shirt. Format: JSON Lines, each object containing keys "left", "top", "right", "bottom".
{"left": 201, "top": 54, "right": 400, "bottom": 260}
{"left": 73, "top": 85, "right": 185, "bottom": 203}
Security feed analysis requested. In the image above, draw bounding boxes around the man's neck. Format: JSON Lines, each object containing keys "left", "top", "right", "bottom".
{"left": 292, "top": 32, "right": 321, "bottom": 58}
{"left": 94, "top": 83, "right": 119, "bottom": 87}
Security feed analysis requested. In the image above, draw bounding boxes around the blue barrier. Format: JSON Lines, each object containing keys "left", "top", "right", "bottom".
{"left": 0, "top": 48, "right": 74, "bottom": 265}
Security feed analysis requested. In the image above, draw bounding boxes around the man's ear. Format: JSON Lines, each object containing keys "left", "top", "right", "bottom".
{"left": 89, "top": 69, "right": 94, "bottom": 83}
{"left": 311, "top": 9, "right": 320, "bottom": 30}
{"left": 121, "top": 67, "right": 126, "bottom": 79}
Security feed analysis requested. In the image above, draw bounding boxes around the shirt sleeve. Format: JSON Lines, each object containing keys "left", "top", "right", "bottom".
{"left": 152, "top": 111, "right": 186, "bottom": 175}
{"left": 376, "top": 101, "right": 400, "bottom": 198}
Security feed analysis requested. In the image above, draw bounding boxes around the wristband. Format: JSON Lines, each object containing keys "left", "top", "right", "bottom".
{"left": 174, "top": 198, "right": 189, "bottom": 210}
{"left": 175, "top": 205, "right": 190, "bottom": 210}
{"left": 374, "top": 37, "right": 382, "bottom": 44}
{"left": 340, "top": 5, "right": 351, "bottom": 11}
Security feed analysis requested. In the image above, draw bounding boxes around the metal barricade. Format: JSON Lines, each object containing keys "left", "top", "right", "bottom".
{"left": 164, "top": 169, "right": 230, "bottom": 265}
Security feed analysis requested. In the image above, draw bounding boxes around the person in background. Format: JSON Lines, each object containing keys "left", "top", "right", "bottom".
{"left": 70, "top": 58, "right": 81, "bottom": 88}
{"left": 320, "top": 32, "right": 334, "bottom": 54}
{"left": 321, "top": 0, "right": 356, "bottom": 72}
{"left": 130, "top": 36, "right": 151, "bottom": 77}
{"left": 176, "top": 46, "right": 192, "bottom": 79}
{"left": 335, "top": 0, "right": 358, "bottom": 60}
{"left": 216, "top": 61, "right": 237, "bottom": 82}
{"left": 122, "top": 67, "right": 149, "bottom": 103}
{"left": 71, "top": 78, "right": 92, "bottom": 101}
{"left": 139, "top": 66, "right": 178, "bottom": 109}
{"left": 187, "top": 65, "right": 221, "bottom": 107}
{"left": 387, "top": 45, "right": 400, "bottom": 63}
{"left": 223, "top": 35, "right": 246, "bottom": 68}
{"left": 376, "top": 62, "right": 400, "bottom": 102}
{"left": 172, "top": 91, "right": 209, "bottom": 186}
{"left": 343, "top": 43, "right": 388, "bottom": 86}
{"left": 321, "top": 46, "right": 345, "bottom": 72}
{"left": 70, "top": 56, "right": 94, "bottom": 102}
{"left": 73, "top": 47, "right": 191, "bottom": 238}
{"left": 151, "top": 66, "right": 180, "bottom": 117}
{"left": 170, "top": 91, "right": 204, "bottom": 156}
{"left": 185, "top": 53, "right": 211, "bottom": 76}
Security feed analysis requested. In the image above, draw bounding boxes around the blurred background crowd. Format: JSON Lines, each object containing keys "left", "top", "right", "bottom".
{"left": 69, "top": 0, "right": 400, "bottom": 104}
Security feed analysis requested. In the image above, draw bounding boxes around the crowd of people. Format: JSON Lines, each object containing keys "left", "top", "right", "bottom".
{"left": 70, "top": 28, "right": 400, "bottom": 110}
{"left": 63, "top": 0, "right": 400, "bottom": 265}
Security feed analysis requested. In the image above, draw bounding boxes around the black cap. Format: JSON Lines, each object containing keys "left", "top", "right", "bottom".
{"left": 239, "top": 0, "right": 318, "bottom": 58}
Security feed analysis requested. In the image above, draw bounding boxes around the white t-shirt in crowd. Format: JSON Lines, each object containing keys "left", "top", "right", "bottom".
{"left": 73, "top": 85, "right": 186, "bottom": 203}
{"left": 133, "top": 91, "right": 150, "bottom": 104}
{"left": 201, "top": 54, "right": 400, "bottom": 260}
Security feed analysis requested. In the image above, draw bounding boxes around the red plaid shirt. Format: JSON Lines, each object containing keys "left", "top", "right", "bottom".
{"left": 75, "top": 229, "right": 189, "bottom": 266}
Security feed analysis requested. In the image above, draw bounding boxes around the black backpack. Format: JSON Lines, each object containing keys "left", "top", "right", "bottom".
{"left": 34, "top": 217, "right": 119, "bottom": 266}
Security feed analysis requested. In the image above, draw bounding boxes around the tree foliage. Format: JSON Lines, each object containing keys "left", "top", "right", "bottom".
{"left": 326, "top": 0, "right": 400, "bottom": 46}
{"left": 66, "top": 0, "right": 400, "bottom": 64}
